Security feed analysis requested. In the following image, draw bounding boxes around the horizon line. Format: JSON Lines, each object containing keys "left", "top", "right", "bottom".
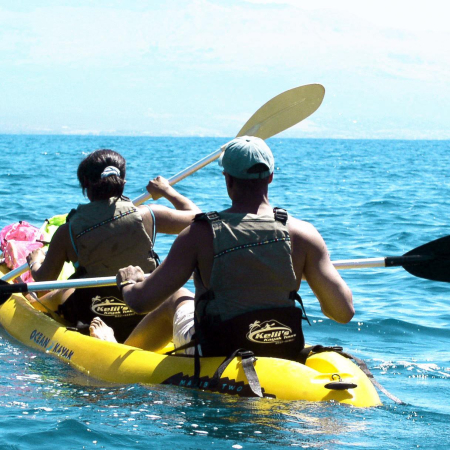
{"left": 0, "top": 132, "right": 448, "bottom": 142}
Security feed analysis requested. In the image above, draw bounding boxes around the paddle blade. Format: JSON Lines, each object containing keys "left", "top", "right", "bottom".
{"left": 237, "top": 84, "right": 325, "bottom": 140}
{"left": 402, "top": 235, "right": 450, "bottom": 282}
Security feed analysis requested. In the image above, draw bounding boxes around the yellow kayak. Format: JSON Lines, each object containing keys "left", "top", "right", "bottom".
{"left": 0, "top": 266, "right": 381, "bottom": 407}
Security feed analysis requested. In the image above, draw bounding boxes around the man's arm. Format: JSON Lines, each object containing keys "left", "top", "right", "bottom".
{"left": 118, "top": 224, "right": 200, "bottom": 314}
{"left": 147, "top": 176, "right": 201, "bottom": 234}
{"left": 289, "top": 218, "right": 354, "bottom": 323}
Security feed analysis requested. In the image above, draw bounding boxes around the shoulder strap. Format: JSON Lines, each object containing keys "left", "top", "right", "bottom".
{"left": 273, "top": 207, "right": 288, "bottom": 225}
{"left": 140, "top": 204, "right": 160, "bottom": 266}
{"left": 144, "top": 204, "right": 157, "bottom": 244}
{"left": 193, "top": 211, "right": 221, "bottom": 223}
{"left": 66, "top": 208, "right": 77, "bottom": 223}
{"left": 194, "top": 211, "right": 222, "bottom": 237}
{"left": 68, "top": 222, "right": 79, "bottom": 262}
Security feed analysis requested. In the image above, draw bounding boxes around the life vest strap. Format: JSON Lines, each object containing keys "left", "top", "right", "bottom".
{"left": 273, "top": 207, "right": 288, "bottom": 225}
{"left": 193, "top": 211, "right": 221, "bottom": 223}
{"left": 208, "top": 348, "right": 263, "bottom": 398}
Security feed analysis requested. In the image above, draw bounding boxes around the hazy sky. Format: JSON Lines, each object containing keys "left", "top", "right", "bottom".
{"left": 1, "top": 0, "right": 449, "bottom": 139}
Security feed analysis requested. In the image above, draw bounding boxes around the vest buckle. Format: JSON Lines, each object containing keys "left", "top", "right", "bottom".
{"left": 194, "top": 211, "right": 221, "bottom": 223}
{"left": 205, "top": 211, "right": 221, "bottom": 222}
{"left": 238, "top": 350, "right": 256, "bottom": 360}
{"left": 273, "top": 208, "right": 288, "bottom": 225}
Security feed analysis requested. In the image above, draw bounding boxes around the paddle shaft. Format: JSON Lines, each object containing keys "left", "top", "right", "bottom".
{"left": 333, "top": 254, "right": 432, "bottom": 270}
{"left": 133, "top": 147, "right": 223, "bottom": 205}
{"left": 0, "top": 254, "right": 434, "bottom": 298}
{"left": 0, "top": 274, "right": 153, "bottom": 298}
{"left": 1, "top": 265, "right": 30, "bottom": 283}
{"left": 0, "top": 276, "right": 118, "bottom": 295}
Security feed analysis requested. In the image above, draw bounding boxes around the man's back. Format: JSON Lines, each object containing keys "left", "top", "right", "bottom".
{"left": 187, "top": 206, "right": 353, "bottom": 324}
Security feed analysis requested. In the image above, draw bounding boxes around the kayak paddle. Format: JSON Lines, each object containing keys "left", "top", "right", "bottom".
{"left": 1, "top": 235, "right": 449, "bottom": 305}
{"left": 132, "top": 84, "right": 325, "bottom": 205}
{"left": 332, "top": 234, "right": 450, "bottom": 282}
{"left": 1, "top": 83, "right": 325, "bottom": 283}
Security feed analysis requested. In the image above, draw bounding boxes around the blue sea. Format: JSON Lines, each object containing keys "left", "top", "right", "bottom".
{"left": 0, "top": 135, "right": 449, "bottom": 449}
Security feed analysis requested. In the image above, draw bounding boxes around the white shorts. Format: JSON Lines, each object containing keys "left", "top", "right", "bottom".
{"left": 172, "top": 301, "right": 196, "bottom": 355}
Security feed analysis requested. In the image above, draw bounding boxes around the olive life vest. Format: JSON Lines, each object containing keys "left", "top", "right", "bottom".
{"left": 193, "top": 208, "right": 309, "bottom": 359}
{"left": 68, "top": 196, "right": 158, "bottom": 277}
{"left": 59, "top": 197, "right": 159, "bottom": 342}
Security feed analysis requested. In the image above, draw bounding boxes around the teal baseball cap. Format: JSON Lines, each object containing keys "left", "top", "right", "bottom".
{"left": 219, "top": 136, "right": 274, "bottom": 179}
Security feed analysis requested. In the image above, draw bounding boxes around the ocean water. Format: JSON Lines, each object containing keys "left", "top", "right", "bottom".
{"left": 0, "top": 135, "right": 449, "bottom": 449}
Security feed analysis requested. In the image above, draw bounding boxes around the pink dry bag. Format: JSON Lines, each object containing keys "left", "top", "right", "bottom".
{"left": 0, "top": 221, "right": 44, "bottom": 283}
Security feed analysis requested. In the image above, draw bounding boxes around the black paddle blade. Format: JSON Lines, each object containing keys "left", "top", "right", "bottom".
{"left": 0, "top": 279, "right": 29, "bottom": 305}
{"left": 397, "top": 235, "right": 450, "bottom": 282}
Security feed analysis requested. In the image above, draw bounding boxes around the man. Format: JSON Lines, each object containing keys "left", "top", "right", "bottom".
{"left": 91, "top": 137, "right": 354, "bottom": 356}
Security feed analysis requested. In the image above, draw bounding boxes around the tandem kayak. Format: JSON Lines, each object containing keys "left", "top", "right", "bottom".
{"left": 0, "top": 266, "right": 381, "bottom": 407}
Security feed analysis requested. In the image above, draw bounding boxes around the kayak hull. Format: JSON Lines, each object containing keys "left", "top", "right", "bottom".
{"left": 0, "top": 268, "right": 381, "bottom": 406}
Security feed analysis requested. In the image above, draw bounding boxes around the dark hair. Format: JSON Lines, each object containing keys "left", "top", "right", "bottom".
{"left": 228, "top": 174, "right": 271, "bottom": 191}
{"left": 77, "top": 149, "right": 126, "bottom": 200}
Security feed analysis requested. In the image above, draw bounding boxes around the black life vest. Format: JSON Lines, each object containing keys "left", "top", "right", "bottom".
{"left": 59, "top": 286, "right": 145, "bottom": 343}
{"left": 193, "top": 208, "right": 309, "bottom": 359}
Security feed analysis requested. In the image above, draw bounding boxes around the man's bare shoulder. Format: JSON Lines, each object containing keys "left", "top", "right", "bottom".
{"left": 174, "top": 219, "right": 213, "bottom": 246}
{"left": 288, "top": 215, "right": 320, "bottom": 239}
{"left": 287, "top": 215, "right": 327, "bottom": 252}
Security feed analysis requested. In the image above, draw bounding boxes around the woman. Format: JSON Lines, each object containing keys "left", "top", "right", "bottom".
{"left": 27, "top": 149, "right": 201, "bottom": 342}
